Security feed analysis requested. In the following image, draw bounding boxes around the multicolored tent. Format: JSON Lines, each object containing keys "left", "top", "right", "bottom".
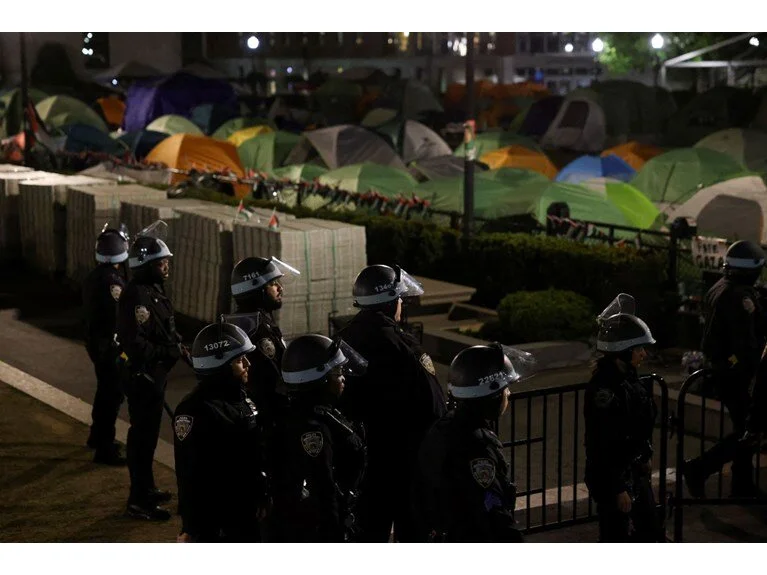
{"left": 454, "top": 131, "right": 542, "bottom": 157}
{"left": 555, "top": 154, "right": 635, "bottom": 184}
{"left": 541, "top": 91, "right": 606, "bottom": 152}
{"left": 236, "top": 131, "right": 301, "bottom": 172}
{"left": 479, "top": 145, "right": 558, "bottom": 179}
{"left": 145, "top": 134, "right": 249, "bottom": 198}
{"left": 694, "top": 128, "right": 767, "bottom": 174}
{"left": 601, "top": 141, "right": 664, "bottom": 171}
{"left": 271, "top": 163, "right": 328, "bottom": 183}
{"left": 36, "top": 95, "right": 108, "bottom": 132}
{"left": 579, "top": 178, "right": 661, "bottom": 230}
{"left": 211, "top": 117, "right": 274, "bottom": 141}
{"left": 630, "top": 148, "right": 746, "bottom": 204}
{"left": 146, "top": 114, "right": 204, "bottom": 136}
{"left": 511, "top": 95, "right": 563, "bottom": 137}
{"left": 318, "top": 163, "right": 417, "bottom": 198}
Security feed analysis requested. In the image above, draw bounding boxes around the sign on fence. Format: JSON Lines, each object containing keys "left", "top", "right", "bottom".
{"left": 691, "top": 236, "right": 729, "bottom": 272}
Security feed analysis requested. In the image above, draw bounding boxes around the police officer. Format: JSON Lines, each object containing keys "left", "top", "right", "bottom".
{"left": 414, "top": 343, "right": 528, "bottom": 542}
{"left": 338, "top": 264, "right": 447, "bottom": 542}
{"left": 83, "top": 226, "right": 129, "bottom": 465}
{"left": 117, "top": 221, "right": 187, "bottom": 521}
{"left": 270, "top": 334, "right": 367, "bottom": 542}
{"left": 683, "top": 240, "right": 767, "bottom": 498}
{"left": 584, "top": 294, "right": 661, "bottom": 542}
{"left": 228, "top": 256, "right": 297, "bottom": 427}
{"left": 173, "top": 319, "right": 268, "bottom": 542}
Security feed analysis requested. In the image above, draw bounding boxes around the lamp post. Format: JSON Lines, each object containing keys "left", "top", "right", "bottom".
{"left": 462, "top": 32, "right": 475, "bottom": 242}
{"left": 591, "top": 37, "right": 603, "bottom": 84}
{"left": 651, "top": 33, "right": 664, "bottom": 87}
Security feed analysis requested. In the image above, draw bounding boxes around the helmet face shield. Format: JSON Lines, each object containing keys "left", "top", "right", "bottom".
{"left": 396, "top": 267, "right": 424, "bottom": 299}
{"left": 270, "top": 257, "right": 301, "bottom": 288}
{"left": 138, "top": 220, "right": 169, "bottom": 242}
{"left": 598, "top": 293, "right": 635, "bottom": 324}
{"left": 334, "top": 339, "right": 368, "bottom": 378}
{"left": 498, "top": 344, "right": 538, "bottom": 381}
{"left": 448, "top": 343, "right": 537, "bottom": 400}
{"left": 282, "top": 337, "right": 368, "bottom": 385}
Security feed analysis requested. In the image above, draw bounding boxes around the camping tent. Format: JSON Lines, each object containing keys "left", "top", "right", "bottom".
{"left": 57, "top": 124, "right": 129, "bottom": 156}
{"left": 96, "top": 96, "right": 126, "bottom": 128}
{"left": 191, "top": 103, "right": 239, "bottom": 135}
{"left": 541, "top": 92, "right": 606, "bottom": 152}
{"left": 226, "top": 125, "right": 274, "bottom": 147}
{"left": 694, "top": 128, "right": 767, "bottom": 174}
{"left": 579, "top": 177, "right": 661, "bottom": 230}
{"left": 374, "top": 79, "right": 443, "bottom": 120}
{"left": 283, "top": 125, "right": 406, "bottom": 170}
{"left": 146, "top": 114, "right": 204, "bottom": 136}
{"left": 479, "top": 145, "right": 558, "bottom": 179}
{"left": 117, "top": 130, "right": 169, "bottom": 160}
{"left": 272, "top": 164, "right": 328, "bottom": 183}
{"left": 512, "top": 96, "right": 563, "bottom": 137}
{"left": 123, "top": 72, "right": 237, "bottom": 132}
{"left": 361, "top": 107, "right": 399, "bottom": 128}
{"left": 408, "top": 155, "right": 488, "bottom": 181}
{"left": 235, "top": 131, "right": 301, "bottom": 172}
{"left": 664, "top": 175, "right": 767, "bottom": 243}
{"left": 591, "top": 80, "right": 675, "bottom": 142}
{"left": 454, "top": 132, "right": 541, "bottom": 157}
{"left": 145, "top": 134, "right": 249, "bottom": 197}
{"left": 555, "top": 154, "right": 635, "bottom": 184}
{"left": 373, "top": 119, "right": 452, "bottom": 164}
{"left": 36, "top": 95, "right": 108, "bottom": 132}
{"left": 318, "top": 163, "right": 417, "bottom": 197}
{"left": 0, "top": 87, "right": 48, "bottom": 138}
{"left": 630, "top": 148, "right": 746, "bottom": 204}
{"left": 212, "top": 117, "right": 274, "bottom": 140}
{"left": 601, "top": 141, "right": 663, "bottom": 171}
{"left": 313, "top": 78, "right": 363, "bottom": 125}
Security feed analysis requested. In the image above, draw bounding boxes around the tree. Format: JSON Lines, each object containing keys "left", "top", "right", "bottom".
{"left": 595, "top": 33, "right": 739, "bottom": 75}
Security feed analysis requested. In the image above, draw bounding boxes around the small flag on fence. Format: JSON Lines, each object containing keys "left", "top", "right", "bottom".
{"left": 268, "top": 207, "right": 279, "bottom": 230}
{"left": 236, "top": 199, "right": 253, "bottom": 221}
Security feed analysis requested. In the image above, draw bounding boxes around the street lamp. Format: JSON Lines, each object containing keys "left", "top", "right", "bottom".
{"left": 750, "top": 36, "right": 760, "bottom": 47}
{"left": 651, "top": 33, "right": 664, "bottom": 50}
{"left": 564, "top": 43, "right": 574, "bottom": 53}
{"left": 592, "top": 38, "right": 604, "bottom": 53}
{"left": 651, "top": 34, "right": 664, "bottom": 87}
{"left": 247, "top": 35, "right": 260, "bottom": 50}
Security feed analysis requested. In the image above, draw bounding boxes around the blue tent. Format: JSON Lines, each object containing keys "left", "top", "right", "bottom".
{"left": 555, "top": 154, "right": 636, "bottom": 184}
{"left": 123, "top": 72, "right": 237, "bottom": 132}
{"left": 190, "top": 103, "right": 238, "bottom": 135}
{"left": 58, "top": 124, "right": 128, "bottom": 156}
{"left": 117, "top": 130, "right": 170, "bottom": 160}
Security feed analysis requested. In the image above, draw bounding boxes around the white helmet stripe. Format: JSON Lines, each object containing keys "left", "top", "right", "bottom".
{"left": 726, "top": 256, "right": 765, "bottom": 269}
{"left": 231, "top": 268, "right": 283, "bottom": 296}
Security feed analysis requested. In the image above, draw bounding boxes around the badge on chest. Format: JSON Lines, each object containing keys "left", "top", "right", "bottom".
{"left": 135, "top": 305, "right": 150, "bottom": 325}
{"left": 301, "top": 431, "right": 324, "bottom": 457}
{"left": 258, "top": 337, "right": 276, "bottom": 359}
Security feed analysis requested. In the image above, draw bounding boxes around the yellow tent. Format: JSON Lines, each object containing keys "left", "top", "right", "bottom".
{"left": 146, "top": 134, "right": 250, "bottom": 198}
{"left": 601, "top": 142, "right": 664, "bottom": 172}
{"left": 479, "top": 145, "right": 558, "bottom": 179}
{"left": 227, "top": 125, "right": 274, "bottom": 147}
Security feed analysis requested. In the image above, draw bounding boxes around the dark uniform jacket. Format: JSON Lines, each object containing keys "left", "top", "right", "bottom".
{"left": 270, "top": 399, "right": 366, "bottom": 542}
{"left": 82, "top": 264, "right": 125, "bottom": 349}
{"left": 339, "top": 310, "right": 446, "bottom": 472}
{"left": 116, "top": 276, "right": 179, "bottom": 386}
{"left": 415, "top": 408, "right": 521, "bottom": 542}
{"left": 584, "top": 359, "right": 656, "bottom": 501}
{"left": 240, "top": 310, "right": 287, "bottom": 423}
{"left": 173, "top": 378, "right": 266, "bottom": 542}
{"left": 702, "top": 276, "right": 766, "bottom": 371}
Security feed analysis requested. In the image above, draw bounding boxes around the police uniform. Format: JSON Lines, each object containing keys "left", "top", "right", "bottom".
{"left": 416, "top": 409, "right": 521, "bottom": 542}
{"left": 584, "top": 359, "right": 660, "bottom": 542}
{"left": 83, "top": 262, "right": 126, "bottom": 458}
{"left": 271, "top": 401, "right": 366, "bottom": 542}
{"left": 339, "top": 308, "right": 446, "bottom": 542}
{"left": 173, "top": 320, "right": 266, "bottom": 542}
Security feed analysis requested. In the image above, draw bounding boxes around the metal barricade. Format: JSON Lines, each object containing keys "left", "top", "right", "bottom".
{"left": 672, "top": 368, "right": 767, "bottom": 542}
{"left": 504, "top": 374, "right": 669, "bottom": 536}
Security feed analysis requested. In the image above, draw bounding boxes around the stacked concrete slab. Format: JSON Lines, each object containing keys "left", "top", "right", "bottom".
{"left": 232, "top": 216, "right": 366, "bottom": 338}
{"left": 0, "top": 170, "right": 57, "bottom": 262}
{"left": 66, "top": 184, "right": 166, "bottom": 284}
{"left": 19, "top": 175, "right": 116, "bottom": 275}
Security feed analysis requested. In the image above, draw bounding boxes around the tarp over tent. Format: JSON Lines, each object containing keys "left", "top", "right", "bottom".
{"left": 630, "top": 148, "right": 746, "bottom": 204}
{"left": 454, "top": 132, "right": 542, "bottom": 157}
{"left": 373, "top": 119, "right": 451, "bottom": 164}
{"left": 663, "top": 175, "right": 767, "bottom": 243}
{"left": 36, "top": 95, "right": 108, "bottom": 132}
{"left": 123, "top": 72, "right": 237, "bottom": 132}
{"left": 601, "top": 141, "right": 663, "bottom": 171}
{"left": 541, "top": 91, "right": 606, "bottom": 152}
{"left": 145, "top": 133, "right": 249, "bottom": 198}
{"left": 479, "top": 145, "right": 558, "bottom": 179}
{"left": 235, "top": 130, "right": 301, "bottom": 173}
{"left": 283, "top": 125, "right": 406, "bottom": 170}
{"left": 146, "top": 114, "right": 204, "bottom": 136}
{"left": 555, "top": 154, "right": 635, "bottom": 184}
{"left": 694, "top": 128, "right": 767, "bottom": 174}
{"left": 408, "top": 155, "right": 488, "bottom": 181}
{"left": 318, "top": 163, "right": 417, "bottom": 198}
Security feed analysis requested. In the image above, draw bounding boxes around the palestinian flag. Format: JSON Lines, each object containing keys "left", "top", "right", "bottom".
{"left": 268, "top": 208, "right": 279, "bottom": 231}
{"left": 236, "top": 199, "right": 254, "bottom": 220}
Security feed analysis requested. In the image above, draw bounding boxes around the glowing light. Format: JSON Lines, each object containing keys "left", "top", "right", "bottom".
{"left": 87, "top": 33, "right": 92, "bottom": 39}
{"left": 750, "top": 36, "right": 760, "bottom": 47}
{"left": 247, "top": 35, "right": 260, "bottom": 50}
{"left": 287, "top": 66, "right": 293, "bottom": 74}
{"left": 82, "top": 48, "right": 88, "bottom": 55}
{"left": 112, "top": 79, "right": 118, "bottom": 85}
{"left": 651, "top": 33, "right": 664, "bottom": 50}
{"left": 564, "top": 43, "right": 574, "bottom": 53}
{"left": 592, "top": 38, "right": 604, "bottom": 53}
{"left": 403, "top": 32, "right": 410, "bottom": 38}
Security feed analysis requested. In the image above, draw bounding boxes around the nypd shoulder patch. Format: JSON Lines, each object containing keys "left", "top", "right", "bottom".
{"left": 174, "top": 415, "right": 193, "bottom": 441}
{"left": 594, "top": 388, "right": 616, "bottom": 408}
{"left": 420, "top": 353, "right": 436, "bottom": 375}
{"left": 471, "top": 458, "right": 496, "bottom": 488}
{"left": 743, "top": 297, "right": 756, "bottom": 314}
{"left": 301, "top": 431, "right": 324, "bottom": 457}
{"left": 135, "top": 305, "right": 150, "bottom": 325}
{"left": 109, "top": 284, "right": 122, "bottom": 302}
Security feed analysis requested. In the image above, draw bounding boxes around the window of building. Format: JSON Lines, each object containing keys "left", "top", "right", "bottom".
{"left": 575, "top": 67, "right": 590, "bottom": 75}
{"left": 546, "top": 33, "right": 560, "bottom": 53}
{"left": 338, "top": 32, "right": 344, "bottom": 46}
{"left": 529, "top": 33, "right": 544, "bottom": 54}
{"left": 518, "top": 34, "right": 528, "bottom": 53}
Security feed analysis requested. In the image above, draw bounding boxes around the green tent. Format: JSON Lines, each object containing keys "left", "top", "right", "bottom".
{"left": 237, "top": 131, "right": 301, "bottom": 172}
{"left": 579, "top": 178, "right": 661, "bottom": 230}
{"left": 146, "top": 115, "right": 203, "bottom": 136}
{"left": 318, "top": 163, "right": 417, "bottom": 198}
{"left": 36, "top": 94, "right": 107, "bottom": 132}
{"left": 630, "top": 148, "right": 746, "bottom": 204}
{"left": 453, "top": 131, "right": 542, "bottom": 157}
{"left": 694, "top": 128, "right": 767, "bottom": 174}
{"left": 478, "top": 167, "right": 549, "bottom": 188}
{"left": 211, "top": 117, "right": 274, "bottom": 140}
{"left": 271, "top": 163, "right": 328, "bottom": 182}
{"left": 0, "top": 88, "right": 48, "bottom": 138}
{"left": 361, "top": 107, "right": 398, "bottom": 128}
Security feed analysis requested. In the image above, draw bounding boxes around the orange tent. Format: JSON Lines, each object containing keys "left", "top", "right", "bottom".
{"left": 97, "top": 96, "right": 126, "bottom": 128}
{"left": 601, "top": 142, "right": 664, "bottom": 172}
{"left": 479, "top": 145, "right": 558, "bottom": 179}
{"left": 146, "top": 134, "right": 250, "bottom": 198}
{"left": 489, "top": 82, "right": 549, "bottom": 100}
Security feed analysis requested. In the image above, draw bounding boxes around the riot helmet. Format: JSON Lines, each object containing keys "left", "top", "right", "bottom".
{"left": 352, "top": 264, "right": 424, "bottom": 308}
{"left": 723, "top": 240, "right": 765, "bottom": 285}
{"left": 448, "top": 343, "right": 536, "bottom": 400}
{"left": 596, "top": 293, "right": 655, "bottom": 353}
{"left": 281, "top": 334, "right": 367, "bottom": 392}
{"left": 191, "top": 316, "right": 256, "bottom": 377}
{"left": 95, "top": 223, "right": 129, "bottom": 264}
{"left": 230, "top": 256, "right": 300, "bottom": 311}
{"left": 128, "top": 220, "right": 173, "bottom": 269}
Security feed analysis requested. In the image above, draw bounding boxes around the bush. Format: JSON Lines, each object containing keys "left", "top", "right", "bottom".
{"left": 488, "top": 289, "right": 596, "bottom": 344}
